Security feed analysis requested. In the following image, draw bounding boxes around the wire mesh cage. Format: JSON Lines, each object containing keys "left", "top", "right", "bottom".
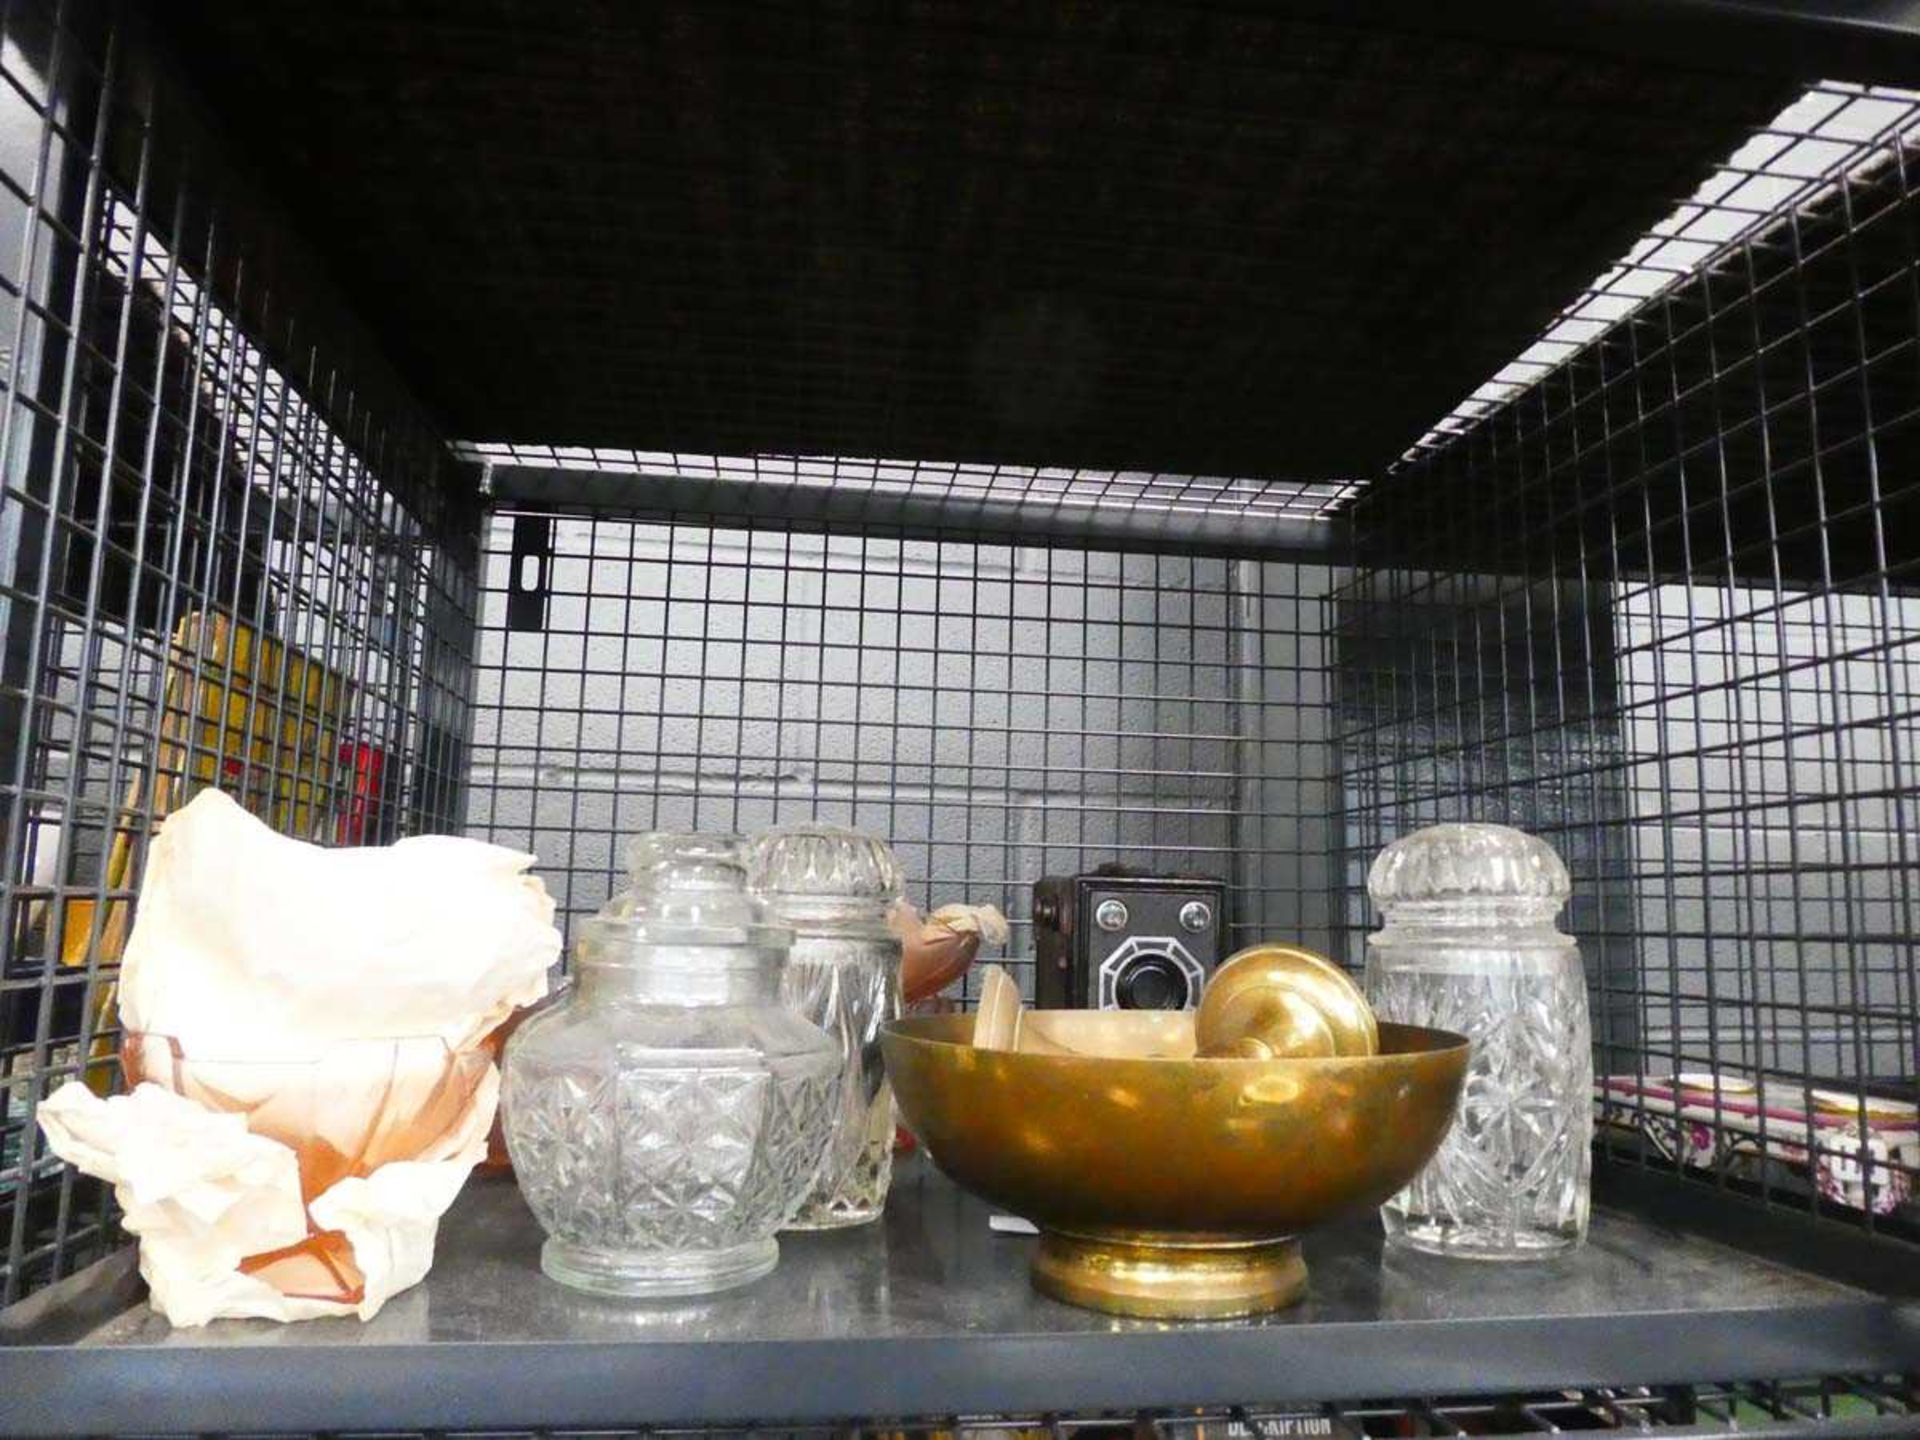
{"left": 465, "top": 508, "right": 1342, "bottom": 986}
{"left": 1335, "top": 101, "right": 1920, "bottom": 1248}
{"left": 0, "top": 0, "right": 1916, "bottom": 1363}
{"left": 0, "top": 0, "right": 474, "bottom": 1308}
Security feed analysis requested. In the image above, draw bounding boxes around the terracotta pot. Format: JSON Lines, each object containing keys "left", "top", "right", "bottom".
{"left": 900, "top": 925, "right": 982, "bottom": 1006}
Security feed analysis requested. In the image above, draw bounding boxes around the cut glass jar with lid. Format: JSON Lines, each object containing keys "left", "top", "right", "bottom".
{"left": 748, "top": 822, "right": 904, "bottom": 1228}
{"left": 1363, "top": 822, "right": 1592, "bottom": 1259}
{"left": 502, "top": 832, "right": 838, "bottom": 1296}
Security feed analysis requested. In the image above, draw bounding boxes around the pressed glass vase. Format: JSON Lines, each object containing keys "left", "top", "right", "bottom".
{"left": 503, "top": 833, "right": 839, "bottom": 1297}
{"left": 1364, "top": 823, "right": 1592, "bottom": 1259}
{"left": 749, "top": 822, "right": 904, "bottom": 1229}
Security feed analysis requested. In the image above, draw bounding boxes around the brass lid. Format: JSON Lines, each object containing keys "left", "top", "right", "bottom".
{"left": 1194, "top": 944, "right": 1378, "bottom": 1059}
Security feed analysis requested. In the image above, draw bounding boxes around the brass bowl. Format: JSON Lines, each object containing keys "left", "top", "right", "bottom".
{"left": 882, "top": 1010, "right": 1469, "bottom": 1319}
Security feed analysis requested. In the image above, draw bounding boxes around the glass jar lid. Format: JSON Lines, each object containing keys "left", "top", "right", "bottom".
{"left": 580, "top": 832, "right": 791, "bottom": 958}
{"left": 746, "top": 823, "right": 903, "bottom": 925}
{"left": 1367, "top": 823, "right": 1570, "bottom": 914}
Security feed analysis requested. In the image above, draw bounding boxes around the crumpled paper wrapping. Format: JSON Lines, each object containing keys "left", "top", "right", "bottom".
{"left": 923, "top": 902, "right": 1009, "bottom": 945}
{"left": 37, "top": 790, "right": 558, "bottom": 1326}
{"left": 117, "top": 789, "right": 556, "bottom": 1053}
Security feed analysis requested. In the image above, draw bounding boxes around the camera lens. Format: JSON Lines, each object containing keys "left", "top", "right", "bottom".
{"left": 1114, "top": 953, "right": 1190, "bottom": 1010}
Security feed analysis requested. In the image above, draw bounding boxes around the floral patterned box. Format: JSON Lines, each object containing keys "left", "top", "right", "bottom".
{"left": 1597, "top": 1073, "right": 1918, "bottom": 1215}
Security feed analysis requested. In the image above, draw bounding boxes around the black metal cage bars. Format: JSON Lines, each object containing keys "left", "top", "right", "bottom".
{"left": 466, "top": 512, "right": 1341, "bottom": 973}
{"left": 0, "top": 0, "right": 1915, "bottom": 1340}
{"left": 1335, "top": 100, "right": 1920, "bottom": 1250}
{"left": 0, "top": 0, "right": 475, "bottom": 1308}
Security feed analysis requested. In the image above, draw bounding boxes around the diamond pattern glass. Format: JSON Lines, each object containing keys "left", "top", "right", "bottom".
{"left": 1366, "top": 961, "right": 1591, "bottom": 1256}
{"left": 1365, "top": 825, "right": 1592, "bottom": 1259}
{"left": 748, "top": 823, "right": 905, "bottom": 1230}
{"left": 502, "top": 832, "right": 841, "bottom": 1297}
{"left": 782, "top": 949, "right": 898, "bottom": 1228}
{"left": 509, "top": 1052, "right": 836, "bottom": 1254}
{"left": 506, "top": 1039, "right": 837, "bottom": 1294}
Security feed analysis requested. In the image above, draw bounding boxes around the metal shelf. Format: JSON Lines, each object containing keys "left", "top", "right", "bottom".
{"left": 2, "top": 1160, "right": 1914, "bottom": 1437}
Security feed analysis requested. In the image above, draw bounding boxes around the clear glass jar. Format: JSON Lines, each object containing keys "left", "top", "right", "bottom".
{"left": 1364, "top": 823, "right": 1592, "bottom": 1259}
{"left": 502, "top": 833, "right": 839, "bottom": 1297}
{"left": 748, "top": 823, "right": 904, "bottom": 1229}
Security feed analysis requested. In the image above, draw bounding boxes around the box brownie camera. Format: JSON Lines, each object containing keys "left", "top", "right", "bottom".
{"left": 1031, "top": 865, "right": 1228, "bottom": 1010}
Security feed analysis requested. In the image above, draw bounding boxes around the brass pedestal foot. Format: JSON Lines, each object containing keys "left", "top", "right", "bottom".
{"left": 1030, "top": 1230, "right": 1307, "bottom": 1319}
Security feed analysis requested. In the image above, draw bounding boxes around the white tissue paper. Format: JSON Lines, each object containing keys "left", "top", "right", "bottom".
{"left": 37, "top": 789, "right": 559, "bottom": 1325}
{"left": 924, "top": 902, "right": 1010, "bottom": 945}
{"left": 116, "top": 788, "right": 557, "bottom": 1053}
